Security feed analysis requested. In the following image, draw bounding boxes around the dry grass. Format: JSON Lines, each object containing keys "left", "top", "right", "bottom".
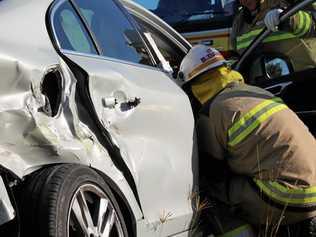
{"left": 159, "top": 210, "right": 173, "bottom": 224}
{"left": 188, "top": 190, "right": 214, "bottom": 236}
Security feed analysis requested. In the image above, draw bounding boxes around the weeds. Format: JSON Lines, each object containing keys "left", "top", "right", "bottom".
{"left": 159, "top": 210, "right": 173, "bottom": 224}
{"left": 188, "top": 190, "right": 214, "bottom": 236}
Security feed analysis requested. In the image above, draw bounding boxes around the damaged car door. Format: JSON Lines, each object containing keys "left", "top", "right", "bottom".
{"left": 50, "top": 0, "right": 197, "bottom": 235}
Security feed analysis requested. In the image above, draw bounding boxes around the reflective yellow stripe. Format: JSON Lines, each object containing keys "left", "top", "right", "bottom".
{"left": 263, "top": 32, "right": 297, "bottom": 43}
{"left": 237, "top": 29, "right": 262, "bottom": 42}
{"left": 229, "top": 98, "right": 282, "bottom": 135}
{"left": 237, "top": 30, "right": 297, "bottom": 50}
{"left": 270, "top": 181, "right": 316, "bottom": 194}
{"left": 237, "top": 29, "right": 262, "bottom": 50}
{"left": 254, "top": 179, "right": 316, "bottom": 205}
{"left": 219, "top": 224, "right": 254, "bottom": 237}
{"left": 297, "top": 11, "right": 306, "bottom": 35}
{"left": 229, "top": 104, "right": 287, "bottom": 146}
{"left": 237, "top": 40, "right": 252, "bottom": 50}
{"left": 228, "top": 98, "right": 285, "bottom": 147}
{"left": 293, "top": 11, "right": 311, "bottom": 37}
{"left": 299, "top": 12, "right": 312, "bottom": 37}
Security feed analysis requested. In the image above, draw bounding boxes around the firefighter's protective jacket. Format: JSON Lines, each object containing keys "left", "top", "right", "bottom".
{"left": 231, "top": 0, "right": 316, "bottom": 71}
{"left": 197, "top": 81, "right": 316, "bottom": 209}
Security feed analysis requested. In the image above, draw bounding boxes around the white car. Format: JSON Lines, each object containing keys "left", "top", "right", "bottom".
{"left": 0, "top": 0, "right": 197, "bottom": 236}
{"left": 0, "top": 0, "right": 314, "bottom": 236}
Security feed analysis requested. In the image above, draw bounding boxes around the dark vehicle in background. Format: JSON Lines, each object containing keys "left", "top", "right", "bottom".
{"left": 133, "top": 0, "right": 238, "bottom": 54}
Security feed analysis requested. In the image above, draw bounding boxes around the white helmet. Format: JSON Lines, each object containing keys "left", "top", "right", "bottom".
{"left": 178, "top": 45, "right": 226, "bottom": 83}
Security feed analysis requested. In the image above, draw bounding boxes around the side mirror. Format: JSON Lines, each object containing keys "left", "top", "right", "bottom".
{"left": 245, "top": 54, "right": 293, "bottom": 85}
{"left": 264, "top": 57, "right": 291, "bottom": 79}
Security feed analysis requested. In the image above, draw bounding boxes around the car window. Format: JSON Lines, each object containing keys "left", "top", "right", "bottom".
{"left": 52, "top": 0, "right": 97, "bottom": 54}
{"left": 73, "top": 0, "right": 153, "bottom": 66}
{"left": 133, "top": 15, "right": 186, "bottom": 74}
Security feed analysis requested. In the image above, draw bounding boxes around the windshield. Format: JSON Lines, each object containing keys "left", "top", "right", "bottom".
{"left": 133, "top": 0, "right": 236, "bottom": 25}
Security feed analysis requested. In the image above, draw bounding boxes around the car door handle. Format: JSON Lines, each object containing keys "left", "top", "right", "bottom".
{"left": 120, "top": 97, "right": 141, "bottom": 111}
{"left": 125, "top": 97, "right": 141, "bottom": 107}
{"left": 102, "top": 96, "right": 141, "bottom": 110}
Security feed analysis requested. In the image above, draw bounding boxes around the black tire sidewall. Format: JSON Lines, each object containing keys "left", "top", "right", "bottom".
{"left": 37, "top": 164, "right": 128, "bottom": 237}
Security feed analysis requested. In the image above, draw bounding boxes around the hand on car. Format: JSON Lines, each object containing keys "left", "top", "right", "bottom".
{"left": 264, "top": 8, "right": 283, "bottom": 32}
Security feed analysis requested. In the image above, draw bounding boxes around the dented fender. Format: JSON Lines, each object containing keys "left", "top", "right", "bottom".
{"left": 0, "top": 56, "right": 143, "bottom": 222}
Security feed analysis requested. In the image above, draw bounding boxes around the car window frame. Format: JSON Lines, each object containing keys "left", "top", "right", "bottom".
{"left": 123, "top": 1, "right": 191, "bottom": 53}
{"left": 122, "top": 1, "right": 191, "bottom": 77}
{"left": 49, "top": 0, "right": 161, "bottom": 68}
{"left": 131, "top": 12, "right": 189, "bottom": 53}
{"left": 131, "top": 13, "right": 188, "bottom": 74}
{"left": 48, "top": 0, "right": 100, "bottom": 54}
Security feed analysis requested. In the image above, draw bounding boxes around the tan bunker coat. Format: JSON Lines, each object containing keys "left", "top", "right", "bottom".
{"left": 197, "top": 82, "right": 316, "bottom": 225}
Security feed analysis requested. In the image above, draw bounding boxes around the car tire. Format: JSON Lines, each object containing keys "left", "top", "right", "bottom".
{"left": 19, "top": 164, "right": 128, "bottom": 237}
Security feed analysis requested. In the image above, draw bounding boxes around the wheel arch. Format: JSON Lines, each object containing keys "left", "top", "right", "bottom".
{"left": 0, "top": 146, "right": 143, "bottom": 220}
{"left": 0, "top": 146, "right": 141, "bottom": 236}
{"left": 94, "top": 168, "right": 137, "bottom": 237}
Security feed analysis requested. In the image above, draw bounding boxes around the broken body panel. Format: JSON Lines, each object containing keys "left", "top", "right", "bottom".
{"left": 0, "top": 0, "right": 197, "bottom": 236}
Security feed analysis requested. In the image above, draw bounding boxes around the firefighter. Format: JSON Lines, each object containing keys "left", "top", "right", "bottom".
{"left": 179, "top": 44, "right": 316, "bottom": 236}
{"left": 231, "top": 0, "right": 316, "bottom": 71}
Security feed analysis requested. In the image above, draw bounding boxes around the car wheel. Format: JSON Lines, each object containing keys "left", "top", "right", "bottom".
{"left": 19, "top": 164, "right": 128, "bottom": 237}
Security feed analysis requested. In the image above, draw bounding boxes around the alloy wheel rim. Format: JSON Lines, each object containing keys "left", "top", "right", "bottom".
{"left": 67, "top": 183, "right": 124, "bottom": 237}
